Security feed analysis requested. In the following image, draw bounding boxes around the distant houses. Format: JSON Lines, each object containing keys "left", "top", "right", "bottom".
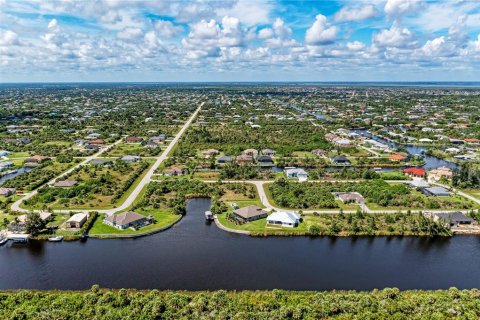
{"left": 0, "top": 187, "right": 16, "bottom": 197}
{"left": 121, "top": 155, "right": 141, "bottom": 163}
{"left": 331, "top": 155, "right": 351, "bottom": 165}
{"left": 424, "top": 211, "right": 476, "bottom": 227}
{"left": 333, "top": 192, "right": 365, "bottom": 204}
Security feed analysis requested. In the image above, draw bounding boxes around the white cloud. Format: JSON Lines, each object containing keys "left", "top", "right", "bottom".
{"left": 117, "top": 27, "right": 143, "bottom": 40}
{"left": 182, "top": 16, "right": 244, "bottom": 60}
{"left": 305, "top": 14, "right": 338, "bottom": 45}
{"left": 258, "top": 28, "right": 274, "bottom": 39}
{"left": 373, "top": 24, "right": 418, "bottom": 48}
{"left": 154, "top": 20, "right": 183, "bottom": 38}
{"left": 334, "top": 5, "right": 378, "bottom": 22}
{"left": 384, "top": 0, "right": 422, "bottom": 18}
{"left": 216, "top": 0, "right": 272, "bottom": 26}
{"left": 0, "top": 29, "right": 19, "bottom": 46}
{"left": 346, "top": 41, "right": 365, "bottom": 51}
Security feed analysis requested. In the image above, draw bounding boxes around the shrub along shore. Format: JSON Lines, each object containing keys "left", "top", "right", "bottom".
{"left": 1, "top": 287, "right": 480, "bottom": 319}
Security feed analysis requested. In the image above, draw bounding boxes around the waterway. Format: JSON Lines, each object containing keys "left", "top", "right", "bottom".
{"left": 356, "top": 130, "right": 459, "bottom": 171}
{"left": 0, "top": 167, "right": 32, "bottom": 185}
{"left": 1, "top": 198, "right": 480, "bottom": 291}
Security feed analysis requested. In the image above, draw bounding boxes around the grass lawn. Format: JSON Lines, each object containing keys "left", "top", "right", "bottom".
{"left": 6, "top": 152, "right": 31, "bottom": 158}
{"left": 88, "top": 210, "right": 180, "bottom": 235}
{"left": 193, "top": 171, "right": 220, "bottom": 180}
{"left": 462, "top": 189, "right": 480, "bottom": 200}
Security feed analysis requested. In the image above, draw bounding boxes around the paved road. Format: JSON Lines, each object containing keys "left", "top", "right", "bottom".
{"left": 10, "top": 138, "right": 124, "bottom": 213}
{"left": 10, "top": 103, "right": 203, "bottom": 216}
{"left": 99, "top": 103, "right": 203, "bottom": 215}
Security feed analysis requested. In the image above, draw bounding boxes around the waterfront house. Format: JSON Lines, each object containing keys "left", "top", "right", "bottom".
{"left": 256, "top": 155, "right": 274, "bottom": 165}
{"left": 331, "top": 155, "right": 351, "bottom": 165}
{"left": 389, "top": 153, "right": 407, "bottom": 162}
{"left": 266, "top": 211, "right": 300, "bottom": 228}
{"left": 0, "top": 187, "right": 16, "bottom": 197}
{"left": 232, "top": 205, "right": 267, "bottom": 223}
{"left": 261, "top": 149, "right": 276, "bottom": 156}
{"left": 103, "top": 211, "right": 149, "bottom": 230}
{"left": 217, "top": 155, "right": 234, "bottom": 164}
{"left": 425, "top": 211, "right": 476, "bottom": 227}
{"left": 0, "top": 161, "right": 14, "bottom": 170}
{"left": 121, "top": 155, "right": 141, "bottom": 163}
{"left": 285, "top": 168, "right": 308, "bottom": 181}
{"left": 236, "top": 154, "right": 254, "bottom": 165}
{"left": 66, "top": 213, "right": 88, "bottom": 228}
{"left": 403, "top": 167, "right": 426, "bottom": 178}
{"left": 423, "top": 186, "right": 450, "bottom": 197}
{"left": 53, "top": 180, "right": 77, "bottom": 188}
{"left": 332, "top": 192, "right": 365, "bottom": 204}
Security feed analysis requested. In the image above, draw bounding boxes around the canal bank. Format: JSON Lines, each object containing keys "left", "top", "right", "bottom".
{"left": 2, "top": 198, "right": 480, "bottom": 291}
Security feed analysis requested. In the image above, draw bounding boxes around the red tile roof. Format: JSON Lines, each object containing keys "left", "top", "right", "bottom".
{"left": 403, "top": 167, "right": 426, "bottom": 176}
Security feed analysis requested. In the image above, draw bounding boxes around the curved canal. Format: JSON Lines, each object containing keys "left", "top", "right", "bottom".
{"left": 1, "top": 198, "right": 480, "bottom": 290}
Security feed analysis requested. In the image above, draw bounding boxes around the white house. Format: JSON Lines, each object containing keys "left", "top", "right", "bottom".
{"left": 267, "top": 211, "right": 301, "bottom": 228}
{"left": 285, "top": 167, "right": 308, "bottom": 182}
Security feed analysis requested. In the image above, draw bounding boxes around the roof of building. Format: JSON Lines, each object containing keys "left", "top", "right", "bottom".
{"left": 267, "top": 211, "right": 300, "bottom": 224}
{"left": 67, "top": 213, "right": 88, "bottom": 223}
{"left": 403, "top": 167, "right": 426, "bottom": 176}
{"left": 424, "top": 186, "right": 450, "bottom": 196}
{"left": 104, "top": 211, "right": 146, "bottom": 226}
{"left": 407, "top": 179, "right": 430, "bottom": 188}
{"left": 54, "top": 180, "right": 77, "bottom": 188}
{"left": 389, "top": 153, "right": 407, "bottom": 161}
{"left": 333, "top": 192, "right": 365, "bottom": 203}
{"left": 0, "top": 187, "right": 15, "bottom": 195}
{"left": 233, "top": 205, "right": 267, "bottom": 219}
{"left": 428, "top": 211, "right": 475, "bottom": 224}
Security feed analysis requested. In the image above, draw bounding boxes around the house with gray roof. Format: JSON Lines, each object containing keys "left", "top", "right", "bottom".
{"left": 103, "top": 211, "right": 149, "bottom": 230}
{"left": 232, "top": 205, "right": 267, "bottom": 223}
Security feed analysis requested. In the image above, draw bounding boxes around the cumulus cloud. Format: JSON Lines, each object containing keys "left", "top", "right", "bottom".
{"left": 384, "top": 0, "right": 421, "bottom": 18}
{"left": 346, "top": 41, "right": 365, "bottom": 51}
{"left": 117, "top": 27, "right": 143, "bottom": 40}
{"left": 0, "top": 29, "right": 19, "bottom": 46}
{"left": 373, "top": 23, "right": 418, "bottom": 48}
{"left": 334, "top": 5, "right": 378, "bottom": 23}
{"left": 216, "top": 0, "right": 271, "bottom": 26}
{"left": 154, "top": 20, "right": 183, "bottom": 38}
{"left": 305, "top": 14, "right": 338, "bottom": 45}
{"left": 182, "top": 16, "right": 244, "bottom": 59}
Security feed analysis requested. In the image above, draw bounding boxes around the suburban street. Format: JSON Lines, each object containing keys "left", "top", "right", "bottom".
{"left": 10, "top": 103, "right": 203, "bottom": 216}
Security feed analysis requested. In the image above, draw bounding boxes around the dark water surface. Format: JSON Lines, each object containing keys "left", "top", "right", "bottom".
{"left": 1, "top": 198, "right": 480, "bottom": 290}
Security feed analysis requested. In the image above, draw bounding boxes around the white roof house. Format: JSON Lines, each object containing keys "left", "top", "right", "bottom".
{"left": 285, "top": 168, "right": 308, "bottom": 182}
{"left": 266, "top": 211, "right": 301, "bottom": 228}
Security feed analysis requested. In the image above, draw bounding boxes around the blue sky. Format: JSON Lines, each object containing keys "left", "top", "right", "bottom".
{"left": 1, "top": 0, "right": 480, "bottom": 82}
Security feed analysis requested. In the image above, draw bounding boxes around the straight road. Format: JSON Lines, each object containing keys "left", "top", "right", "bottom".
{"left": 10, "top": 137, "right": 124, "bottom": 213}
{"left": 10, "top": 103, "right": 203, "bottom": 215}
{"left": 99, "top": 103, "right": 203, "bottom": 215}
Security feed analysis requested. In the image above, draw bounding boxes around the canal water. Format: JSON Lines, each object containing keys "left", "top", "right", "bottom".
{"left": 0, "top": 167, "right": 32, "bottom": 185}
{"left": 1, "top": 198, "right": 480, "bottom": 291}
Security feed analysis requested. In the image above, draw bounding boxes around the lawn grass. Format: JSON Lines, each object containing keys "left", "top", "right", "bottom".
{"left": 462, "top": 188, "right": 480, "bottom": 200}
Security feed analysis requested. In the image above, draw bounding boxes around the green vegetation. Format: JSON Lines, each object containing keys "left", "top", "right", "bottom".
{"left": 218, "top": 210, "right": 452, "bottom": 237}
{"left": 267, "top": 178, "right": 477, "bottom": 210}
{"left": 453, "top": 164, "right": 480, "bottom": 189}
{"left": 24, "top": 161, "right": 149, "bottom": 209}
{"left": 2, "top": 287, "right": 480, "bottom": 319}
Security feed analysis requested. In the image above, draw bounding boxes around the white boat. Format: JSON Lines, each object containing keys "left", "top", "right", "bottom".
{"left": 0, "top": 237, "right": 8, "bottom": 246}
{"left": 48, "top": 235, "right": 64, "bottom": 242}
{"left": 205, "top": 211, "right": 214, "bottom": 221}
